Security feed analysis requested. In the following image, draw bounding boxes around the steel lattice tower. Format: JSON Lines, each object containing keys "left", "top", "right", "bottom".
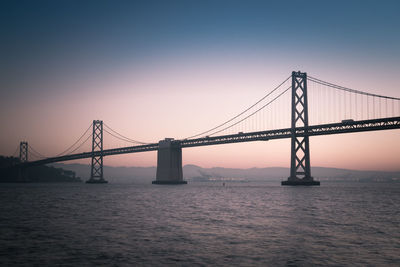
{"left": 19, "top": 141, "right": 28, "bottom": 162}
{"left": 18, "top": 141, "right": 29, "bottom": 181}
{"left": 87, "top": 120, "right": 107, "bottom": 183}
{"left": 282, "top": 71, "right": 319, "bottom": 185}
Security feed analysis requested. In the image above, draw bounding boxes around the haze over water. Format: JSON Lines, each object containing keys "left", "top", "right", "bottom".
{"left": 1, "top": 181, "right": 399, "bottom": 266}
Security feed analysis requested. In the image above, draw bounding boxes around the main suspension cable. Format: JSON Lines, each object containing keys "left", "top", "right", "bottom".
{"left": 54, "top": 123, "right": 93, "bottom": 157}
{"left": 103, "top": 123, "right": 148, "bottom": 144}
{"left": 207, "top": 85, "right": 291, "bottom": 136}
{"left": 103, "top": 128, "right": 138, "bottom": 144}
{"left": 28, "top": 145, "right": 47, "bottom": 159}
{"left": 308, "top": 76, "right": 400, "bottom": 101}
{"left": 12, "top": 146, "right": 19, "bottom": 157}
{"left": 185, "top": 75, "right": 291, "bottom": 139}
{"left": 64, "top": 134, "right": 92, "bottom": 155}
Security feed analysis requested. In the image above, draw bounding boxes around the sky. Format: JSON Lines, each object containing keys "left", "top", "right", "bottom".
{"left": 1, "top": 0, "right": 399, "bottom": 171}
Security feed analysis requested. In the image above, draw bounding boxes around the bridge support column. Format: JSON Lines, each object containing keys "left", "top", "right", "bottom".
{"left": 282, "top": 71, "right": 320, "bottom": 186}
{"left": 153, "top": 138, "right": 187, "bottom": 184}
{"left": 86, "top": 120, "right": 108, "bottom": 184}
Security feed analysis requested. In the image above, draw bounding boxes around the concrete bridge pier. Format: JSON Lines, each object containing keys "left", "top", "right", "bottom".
{"left": 152, "top": 138, "right": 187, "bottom": 184}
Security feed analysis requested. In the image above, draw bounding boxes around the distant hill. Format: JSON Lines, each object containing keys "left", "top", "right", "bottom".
{"left": 51, "top": 163, "right": 400, "bottom": 183}
{"left": 51, "top": 163, "right": 155, "bottom": 183}
{"left": 0, "top": 156, "right": 81, "bottom": 183}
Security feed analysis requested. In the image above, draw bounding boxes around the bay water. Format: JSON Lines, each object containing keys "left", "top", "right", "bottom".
{"left": 1, "top": 181, "right": 399, "bottom": 266}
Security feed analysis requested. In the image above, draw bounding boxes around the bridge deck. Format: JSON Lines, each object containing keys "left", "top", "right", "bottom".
{"left": 23, "top": 116, "right": 400, "bottom": 166}
{"left": 181, "top": 116, "right": 400, "bottom": 147}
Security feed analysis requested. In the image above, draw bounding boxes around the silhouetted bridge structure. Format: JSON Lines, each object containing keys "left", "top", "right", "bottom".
{"left": 15, "top": 71, "right": 400, "bottom": 185}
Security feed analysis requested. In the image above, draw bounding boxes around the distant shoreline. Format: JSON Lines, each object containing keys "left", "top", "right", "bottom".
{"left": 0, "top": 156, "right": 82, "bottom": 183}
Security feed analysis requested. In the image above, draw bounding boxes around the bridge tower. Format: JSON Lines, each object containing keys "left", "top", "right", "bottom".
{"left": 18, "top": 141, "right": 29, "bottom": 181}
{"left": 282, "top": 71, "right": 320, "bottom": 185}
{"left": 19, "top": 141, "right": 28, "bottom": 162}
{"left": 86, "top": 120, "right": 108, "bottom": 184}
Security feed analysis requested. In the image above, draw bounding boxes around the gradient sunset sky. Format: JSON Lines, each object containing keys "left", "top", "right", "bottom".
{"left": 1, "top": 0, "right": 399, "bottom": 171}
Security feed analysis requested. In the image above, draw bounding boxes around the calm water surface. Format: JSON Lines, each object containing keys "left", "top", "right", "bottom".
{"left": 0, "top": 181, "right": 399, "bottom": 266}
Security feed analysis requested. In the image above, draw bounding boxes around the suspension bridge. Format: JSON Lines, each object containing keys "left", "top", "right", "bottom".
{"left": 12, "top": 71, "right": 400, "bottom": 185}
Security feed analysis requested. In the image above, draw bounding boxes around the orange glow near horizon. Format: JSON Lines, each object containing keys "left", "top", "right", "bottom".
{"left": 1, "top": 54, "right": 400, "bottom": 172}
{"left": 2, "top": 1, "right": 400, "bottom": 172}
